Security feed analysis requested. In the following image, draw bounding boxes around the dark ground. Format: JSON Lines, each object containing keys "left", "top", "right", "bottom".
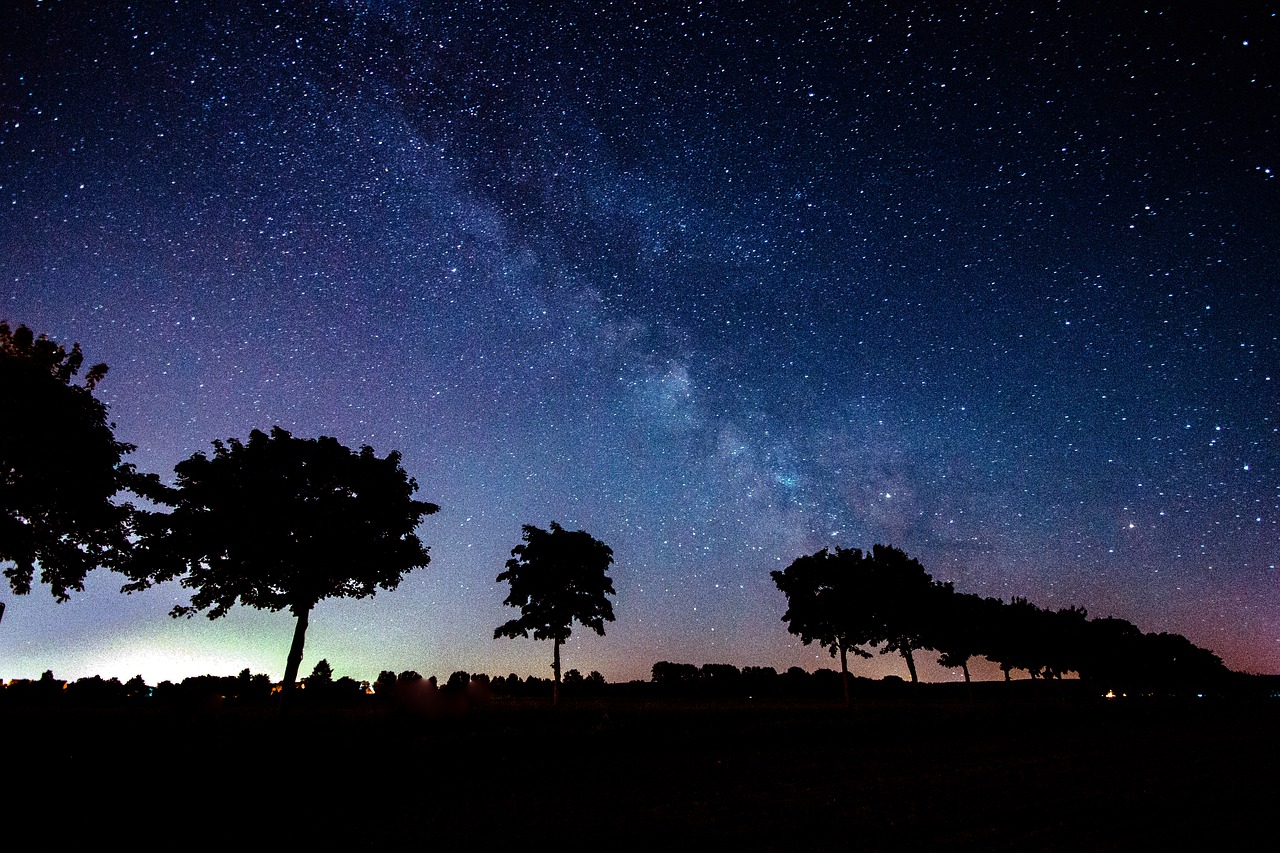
{"left": 8, "top": 689, "right": 1277, "bottom": 850}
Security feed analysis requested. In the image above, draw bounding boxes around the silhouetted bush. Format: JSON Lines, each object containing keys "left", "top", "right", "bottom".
{"left": 374, "top": 670, "right": 398, "bottom": 697}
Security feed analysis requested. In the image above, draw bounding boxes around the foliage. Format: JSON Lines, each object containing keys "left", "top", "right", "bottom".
{"left": 930, "top": 591, "right": 999, "bottom": 683}
{"left": 862, "top": 544, "right": 940, "bottom": 683}
{"left": 651, "top": 661, "right": 701, "bottom": 685}
{"left": 0, "top": 321, "right": 158, "bottom": 600}
{"left": 127, "top": 426, "right": 438, "bottom": 689}
{"left": 307, "top": 659, "right": 334, "bottom": 687}
{"left": 771, "top": 546, "right": 875, "bottom": 702}
{"left": 494, "top": 521, "right": 616, "bottom": 703}
{"left": 774, "top": 541, "right": 1228, "bottom": 693}
{"left": 771, "top": 547, "right": 878, "bottom": 657}
{"left": 374, "top": 670, "right": 398, "bottom": 696}
{"left": 495, "top": 522, "right": 617, "bottom": 644}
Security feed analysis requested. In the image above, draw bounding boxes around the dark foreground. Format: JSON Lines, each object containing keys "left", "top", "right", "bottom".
{"left": 9, "top": 691, "right": 1277, "bottom": 850}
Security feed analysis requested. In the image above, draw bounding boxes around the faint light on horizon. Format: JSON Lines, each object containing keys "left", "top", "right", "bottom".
{"left": 87, "top": 647, "right": 268, "bottom": 684}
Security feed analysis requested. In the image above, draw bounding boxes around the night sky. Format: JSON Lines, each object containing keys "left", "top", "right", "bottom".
{"left": 3, "top": 1, "right": 1276, "bottom": 684}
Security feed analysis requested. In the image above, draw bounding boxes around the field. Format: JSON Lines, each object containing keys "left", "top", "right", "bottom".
{"left": 9, "top": 689, "right": 1276, "bottom": 850}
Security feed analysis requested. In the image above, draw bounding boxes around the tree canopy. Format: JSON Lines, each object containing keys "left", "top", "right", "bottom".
{"left": 775, "top": 541, "right": 1228, "bottom": 695}
{"left": 494, "top": 521, "right": 615, "bottom": 704}
{"left": 771, "top": 546, "right": 875, "bottom": 706}
{"left": 126, "top": 426, "right": 438, "bottom": 690}
{"left": 1, "top": 321, "right": 155, "bottom": 601}
{"left": 862, "top": 544, "right": 938, "bottom": 683}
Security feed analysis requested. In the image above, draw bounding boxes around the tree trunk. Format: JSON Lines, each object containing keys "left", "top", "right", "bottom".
{"left": 839, "top": 643, "right": 850, "bottom": 709}
{"left": 901, "top": 641, "right": 919, "bottom": 683}
{"left": 962, "top": 660, "right": 974, "bottom": 704}
{"left": 281, "top": 603, "right": 311, "bottom": 693}
{"left": 552, "top": 637, "right": 562, "bottom": 707}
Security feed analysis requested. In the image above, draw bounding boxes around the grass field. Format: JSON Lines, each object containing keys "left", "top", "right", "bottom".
{"left": 8, "top": 691, "right": 1276, "bottom": 850}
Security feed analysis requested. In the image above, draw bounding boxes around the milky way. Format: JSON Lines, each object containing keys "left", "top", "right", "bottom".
{"left": 2, "top": 1, "right": 1276, "bottom": 682}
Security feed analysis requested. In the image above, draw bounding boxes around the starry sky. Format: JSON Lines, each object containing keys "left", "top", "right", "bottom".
{"left": 2, "top": 1, "right": 1277, "bottom": 684}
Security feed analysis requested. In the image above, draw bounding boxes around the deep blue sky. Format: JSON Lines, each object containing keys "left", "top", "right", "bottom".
{"left": 3, "top": 1, "right": 1276, "bottom": 683}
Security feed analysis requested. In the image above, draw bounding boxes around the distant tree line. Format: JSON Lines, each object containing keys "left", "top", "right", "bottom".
{"left": 0, "top": 659, "right": 616, "bottom": 710}
{"left": 9, "top": 658, "right": 1268, "bottom": 712}
{"left": 650, "top": 661, "right": 870, "bottom": 699}
{"left": 2, "top": 668, "right": 273, "bottom": 706}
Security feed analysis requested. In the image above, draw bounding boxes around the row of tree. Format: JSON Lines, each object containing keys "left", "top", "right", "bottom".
{"left": 2, "top": 322, "right": 617, "bottom": 704}
{"left": 772, "top": 545, "right": 1229, "bottom": 703}
{"left": 0, "top": 322, "right": 1231, "bottom": 703}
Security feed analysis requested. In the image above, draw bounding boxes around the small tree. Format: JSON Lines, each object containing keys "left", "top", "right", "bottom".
{"left": 126, "top": 427, "right": 438, "bottom": 693}
{"left": 307, "top": 659, "right": 335, "bottom": 688}
{"left": 494, "top": 522, "right": 615, "bottom": 706}
{"left": 771, "top": 547, "right": 875, "bottom": 707}
{"left": 1, "top": 322, "right": 157, "bottom": 601}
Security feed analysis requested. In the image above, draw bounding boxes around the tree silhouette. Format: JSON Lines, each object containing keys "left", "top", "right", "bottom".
{"left": 307, "top": 659, "right": 335, "bottom": 688}
{"left": 1137, "top": 631, "right": 1229, "bottom": 693}
{"left": 771, "top": 547, "right": 875, "bottom": 707}
{"left": 1075, "top": 615, "right": 1143, "bottom": 687}
{"left": 494, "top": 522, "right": 616, "bottom": 706}
{"left": 994, "top": 596, "right": 1053, "bottom": 679}
{"left": 862, "top": 544, "right": 937, "bottom": 684}
{"left": 1041, "top": 604, "right": 1090, "bottom": 680}
{"left": 374, "top": 670, "right": 398, "bottom": 696}
{"left": 929, "top": 588, "right": 982, "bottom": 683}
{"left": 651, "top": 661, "right": 701, "bottom": 686}
{"left": 1, "top": 322, "right": 157, "bottom": 601}
{"left": 126, "top": 427, "right": 438, "bottom": 693}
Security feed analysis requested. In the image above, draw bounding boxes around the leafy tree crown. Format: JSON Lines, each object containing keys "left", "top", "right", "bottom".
{"left": 771, "top": 546, "right": 876, "bottom": 659}
{"left": 494, "top": 521, "right": 616, "bottom": 643}
{"left": 1, "top": 321, "right": 154, "bottom": 600}
{"left": 127, "top": 426, "right": 438, "bottom": 618}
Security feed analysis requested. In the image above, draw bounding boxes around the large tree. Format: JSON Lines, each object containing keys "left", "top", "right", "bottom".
{"left": 494, "top": 522, "right": 615, "bottom": 706}
{"left": 126, "top": 427, "right": 437, "bottom": 691}
{"left": 1, "top": 321, "right": 155, "bottom": 601}
{"left": 771, "top": 546, "right": 875, "bottom": 707}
